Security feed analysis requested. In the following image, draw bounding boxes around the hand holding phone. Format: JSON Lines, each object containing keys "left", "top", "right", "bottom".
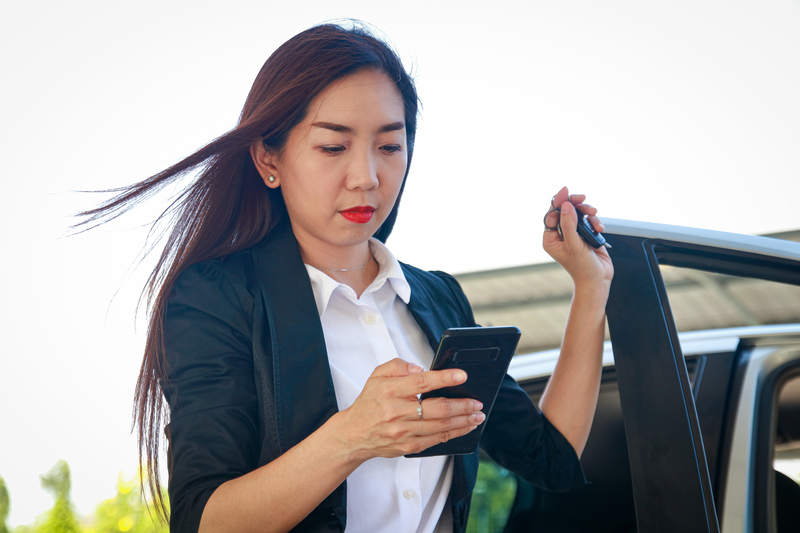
{"left": 405, "top": 326, "right": 521, "bottom": 457}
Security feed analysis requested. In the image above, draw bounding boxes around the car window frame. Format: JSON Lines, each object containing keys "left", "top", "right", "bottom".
{"left": 604, "top": 231, "right": 800, "bottom": 533}
{"left": 751, "top": 351, "right": 800, "bottom": 533}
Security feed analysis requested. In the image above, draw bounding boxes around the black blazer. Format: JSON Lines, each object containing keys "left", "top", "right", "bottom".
{"left": 162, "top": 219, "right": 586, "bottom": 533}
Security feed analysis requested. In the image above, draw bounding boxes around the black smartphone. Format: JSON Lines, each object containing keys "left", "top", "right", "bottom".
{"left": 405, "top": 326, "right": 521, "bottom": 458}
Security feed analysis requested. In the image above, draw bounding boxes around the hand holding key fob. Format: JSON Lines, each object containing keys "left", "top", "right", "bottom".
{"left": 573, "top": 204, "right": 611, "bottom": 249}
{"left": 544, "top": 199, "right": 611, "bottom": 249}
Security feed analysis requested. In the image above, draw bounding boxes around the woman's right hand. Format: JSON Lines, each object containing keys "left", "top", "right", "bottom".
{"left": 334, "top": 358, "right": 486, "bottom": 462}
{"left": 199, "top": 357, "right": 481, "bottom": 533}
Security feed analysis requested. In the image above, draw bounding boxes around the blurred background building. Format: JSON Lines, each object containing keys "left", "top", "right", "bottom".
{"left": 456, "top": 230, "right": 800, "bottom": 354}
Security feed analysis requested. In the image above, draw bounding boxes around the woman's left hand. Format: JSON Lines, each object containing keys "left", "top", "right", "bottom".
{"left": 542, "top": 186, "right": 614, "bottom": 288}
{"left": 539, "top": 186, "right": 614, "bottom": 457}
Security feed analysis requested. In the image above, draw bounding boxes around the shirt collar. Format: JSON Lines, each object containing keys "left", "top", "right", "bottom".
{"left": 304, "top": 238, "right": 411, "bottom": 317}
{"left": 368, "top": 238, "right": 411, "bottom": 304}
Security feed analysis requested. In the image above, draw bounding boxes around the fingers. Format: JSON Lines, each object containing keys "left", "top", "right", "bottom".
{"left": 344, "top": 364, "right": 487, "bottom": 459}
{"left": 417, "top": 412, "right": 484, "bottom": 437}
{"left": 565, "top": 193, "right": 586, "bottom": 207}
{"left": 545, "top": 186, "right": 605, "bottom": 240}
{"left": 402, "top": 423, "right": 482, "bottom": 456}
{"left": 571, "top": 204, "right": 605, "bottom": 235}
{"left": 545, "top": 187, "right": 593, "bottom": 232}
{"left": 574, "top": 203, "right": 597, "bottom": 217}
{"left": 397, "top": 402, "right": 486, "bottom": 456}
{"left": 413, "top": 400, "right": 484, "bottom": 430}
{"left": 420, "top": 397, "right": 483, "bottom": 420}
{"left": 586, "top": 214, "right": 605, "bottom": 233}
{"left": 419, "top": 411, "right": 485, "bottom": 431}
{"left": 551, "top": 186, "right": 587, "bottom": 210}
{"left": 363, "top": 360, "right": 469, "bottom": 407}
{"left": 400, "top": 367, "right": 467, "bottom": 396}
{"left": 551, "top": 186, "right": 570, "bottom": 209}
{"left": 370, "top": 357, "right": 425, "bottom": 378}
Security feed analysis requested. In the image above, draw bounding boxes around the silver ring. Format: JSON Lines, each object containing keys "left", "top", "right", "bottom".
{"left": 416, "top": 400, "right": 423, "bottom": 420}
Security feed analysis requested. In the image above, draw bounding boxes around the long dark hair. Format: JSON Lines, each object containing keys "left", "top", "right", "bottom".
{"left": 76, "top": 22, "right": 419, "bottom": 520}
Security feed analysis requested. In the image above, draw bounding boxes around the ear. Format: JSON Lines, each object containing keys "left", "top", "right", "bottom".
{"left": 249, "top": 140, "right": 281, "bottom": 188}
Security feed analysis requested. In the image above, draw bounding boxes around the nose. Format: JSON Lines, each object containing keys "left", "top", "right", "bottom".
{"left": 346, "top": 147, "right": 379, "bottom": 191}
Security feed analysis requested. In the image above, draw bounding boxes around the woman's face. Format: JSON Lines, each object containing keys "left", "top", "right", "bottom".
{"left": 253, "top": 69, "right": 408, "bottom": 259}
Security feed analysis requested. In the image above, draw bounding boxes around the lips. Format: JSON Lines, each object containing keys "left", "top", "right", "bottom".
{"left": 339, "top": 206, "right": 375, "bottom": 224}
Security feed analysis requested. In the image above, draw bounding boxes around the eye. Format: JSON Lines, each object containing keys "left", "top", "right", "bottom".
{"left": 380, "top": 144, "right": 402, "bottom": 154}
{"left": 320, "top": 145, "right": 345, "bottom": 154}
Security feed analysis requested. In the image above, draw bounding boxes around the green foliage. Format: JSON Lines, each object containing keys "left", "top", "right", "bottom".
{"left": 40, "top": 463, "right": 71, "bottom": 503}
{"left": 467, "top": 460, "right": 517, "bottom": 533}
{"left": 9, "top": 464, "right": 168, "bottom": 533}
{"left": 38, "top": 498, "right": 79, "bottom": 533}
{"left": 1, "top": 475, "right": 10, "bottom": 533}
{"left": 14, "top": 461, "right": 82, "bottom": 533}
{"left": 84, "top": 474, "right": 168, "bottom": 533}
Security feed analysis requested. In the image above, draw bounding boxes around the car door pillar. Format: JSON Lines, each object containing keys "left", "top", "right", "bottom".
{"left": 606, "top": 234, "right": 720, "bottom": 533}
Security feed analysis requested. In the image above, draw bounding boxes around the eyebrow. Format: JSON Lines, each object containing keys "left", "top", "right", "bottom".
{"left": 310, "top": 121, "right": 405, "bottom": 134}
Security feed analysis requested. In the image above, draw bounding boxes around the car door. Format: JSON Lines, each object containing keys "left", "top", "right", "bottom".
{"left": 602, "top": 220, "right": 800, "bottom": 533}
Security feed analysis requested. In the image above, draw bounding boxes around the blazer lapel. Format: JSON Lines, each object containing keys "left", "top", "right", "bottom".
{"left": 402, "top": 264, "right": 450, "bottom": 353}
{"left": 251, "top": 219, "right": 339, "bottom": 455}
{"left": 401, "top": 264, "right": 479, "bottom": 503}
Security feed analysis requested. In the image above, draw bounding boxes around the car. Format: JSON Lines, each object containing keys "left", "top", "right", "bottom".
{"left": 464, "top": 219, "right": 800, "bottom": 533}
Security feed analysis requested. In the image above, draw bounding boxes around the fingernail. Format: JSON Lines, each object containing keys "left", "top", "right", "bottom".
{"left": 469, "top": 425, "right": 478, "bottom": 432}
{"left": 472, "top": 413, "right": 486, "bottom": 424}
{"left": 408, "top": 363, "right": 424, "bottom": 374}
{"left": 453, "top": 371, "right": 467, "bottom": 383}
{"left": 473, "top": 401, "right": 483, "bottom": 411}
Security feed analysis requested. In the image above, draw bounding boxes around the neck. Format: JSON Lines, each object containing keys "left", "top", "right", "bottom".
{"left": 296, "top": 237, "right": 380, "bottom": 298}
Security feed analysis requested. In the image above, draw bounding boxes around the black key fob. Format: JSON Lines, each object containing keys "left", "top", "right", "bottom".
{"left": 574, "top": 206, "right": 611, "bottom": 249}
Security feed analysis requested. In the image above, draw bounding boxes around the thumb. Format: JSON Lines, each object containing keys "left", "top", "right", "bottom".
{"left": 559, "top": 202, "right": 589, "bottom": 249}
{"left": 559, "top": 201, "right": 578, "bottom": 235}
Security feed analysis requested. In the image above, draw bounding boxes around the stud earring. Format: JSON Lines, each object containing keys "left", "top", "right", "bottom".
{"left": 268, "top": 175, "right": 275, "bottom": 183}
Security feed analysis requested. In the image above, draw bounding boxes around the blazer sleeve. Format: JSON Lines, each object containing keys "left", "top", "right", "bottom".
{"left": 161, "top": 261, "right": 259, "bottom": 533}
{"left": 480, "top": 377, "right": 587, "bottom": 491}
{"left": 433, "top": 271, "right": 587, "bottom": 492}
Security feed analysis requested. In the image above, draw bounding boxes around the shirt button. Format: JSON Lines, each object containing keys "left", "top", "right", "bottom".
{"left": 364, "top": 314, "right": 376, "bottom": 324}
{"left": 403, "top": 489, "right": 415, "bottom": 499}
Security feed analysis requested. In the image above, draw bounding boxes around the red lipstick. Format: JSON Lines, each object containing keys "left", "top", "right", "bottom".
{"left": 340, "top": 206, "right": 375, "bottom": 224}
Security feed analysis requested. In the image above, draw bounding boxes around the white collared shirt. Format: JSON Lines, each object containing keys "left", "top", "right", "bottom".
{"left": 305, "top": 238, "right": 454, "bottom": 533}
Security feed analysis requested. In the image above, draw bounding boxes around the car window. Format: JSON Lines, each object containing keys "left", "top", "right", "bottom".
{"left": 657, "top": 263, "right": 800, "bottom": 522}
{"left": 657, "top": 264, "right": 800, "bottom": 333}
{"left": 773, "top": 373, "right": 800, "bottom": 531}
{"left": 775, "top": 374, "right": 800, "bottom": 477}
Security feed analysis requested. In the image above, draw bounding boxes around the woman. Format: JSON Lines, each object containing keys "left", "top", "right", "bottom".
{"left": 80, "top": 22, "right": 612, "bottom": 533}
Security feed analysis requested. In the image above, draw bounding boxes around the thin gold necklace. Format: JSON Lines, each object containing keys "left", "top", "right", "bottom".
{"left": 319, "top": 257, "right": 372, "bottom": 272}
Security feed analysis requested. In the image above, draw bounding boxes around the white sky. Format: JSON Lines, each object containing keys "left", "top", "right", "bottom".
{"left": 2, "top": 0, "right": 800, "bottom": 526}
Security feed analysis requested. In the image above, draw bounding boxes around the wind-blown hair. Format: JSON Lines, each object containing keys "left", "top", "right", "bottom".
{"left": 76, "top": 22, "right": 419, "bottom": 520}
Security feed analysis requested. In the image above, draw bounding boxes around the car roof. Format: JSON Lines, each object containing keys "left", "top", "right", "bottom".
{"left": 603, "top": 218, "right": 800, "bottom": 261}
